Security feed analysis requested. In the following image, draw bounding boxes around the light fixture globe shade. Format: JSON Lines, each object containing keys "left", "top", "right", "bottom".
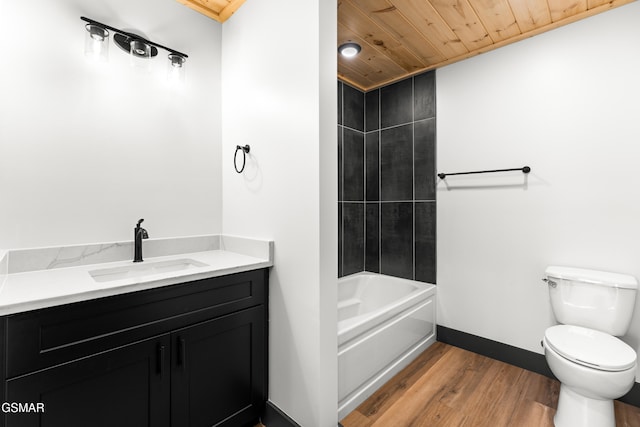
{"left": 339, "top": 42, "right": 361, "bottom": 58}
{"left": 167, "top": 53, "right": 186, "bottom": 84}
{"left": 84, "top": 24, "right": 109, "bottom": 61}
{"left": 130, "top": 39, "right": 152, "bottom": 58}
{"left": 86, "top": 24, "right": 108, "bottom": 41}
{"left": 168, "top": 53, "right": 186, "bottom": 68}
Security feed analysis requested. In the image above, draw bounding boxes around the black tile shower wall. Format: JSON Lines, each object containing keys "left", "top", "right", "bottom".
{"left": 343, "top": 84, "right": 364, "bottom": 132}
{"left": 415, "top": 202, "right": 437, "bottom": 283}
{"left": 338, "top": 81, "right": 365, "bottom": 277}
{"left": 365, "top": 132, "right": 379, "bottom": 201}
{"left": 338, "top": 202, "right": 343, "bottom": 277}
{"left": 338, "top": 126, "right": 343, "bottom": 202}
{"left": 338, "top": 72, "right": 437, "bottom": 282}
{"left": 414, "top": 72, "right": 436, "bottom": 121}
{"left": 415, "top": 119, "right": 436, "bottom": 201}
{"left": 343, "top": 203, "right": 365, "bottom": 275}
{"left": 365, "top": 91, "right": 379, "bottom": 132}
{"left": 365, "top": 203, "right": 380, "bottom": 273}
{"left": 380, "top": 202, "right": 414, "bottom": 279}
{"left": 343, "top": 129, "right": 364, "bottom": 201}
{"left": 380, "top": 124, "right": 413, "bottom": 201}
{"left": 380, "top": 78, "right": 413, "bottom": 128}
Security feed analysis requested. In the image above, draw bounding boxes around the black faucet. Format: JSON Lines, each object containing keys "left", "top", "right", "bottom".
{"left": 133, "top": 218, "right": 149, "bottom": 262}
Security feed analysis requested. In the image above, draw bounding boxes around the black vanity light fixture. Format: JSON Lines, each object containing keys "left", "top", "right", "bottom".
{"left": 81, "top": 16, "right": 188, "bottom": 77}
{"left": 338, "top": 42, "right": 361, "bottom": 58}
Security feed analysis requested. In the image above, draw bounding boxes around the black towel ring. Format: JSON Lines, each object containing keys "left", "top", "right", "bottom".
{"left": 234, "top": 145, "right": 250, "bottom": 173}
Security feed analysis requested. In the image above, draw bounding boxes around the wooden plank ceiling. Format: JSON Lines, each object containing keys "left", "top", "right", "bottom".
{"left": 339, "top": 0, "right": 636, "bottom": 91}
{"left": 176, "top": 0, "right": 635, "bottom": 91}
{"left": 176, "top": 0, "right": 246, "bottom": 23}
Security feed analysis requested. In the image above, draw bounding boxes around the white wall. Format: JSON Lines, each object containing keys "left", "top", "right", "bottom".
{"left": 0, "top": 0, "right": 222, "bottom": 249}
{"left": 1, "top": 1, "right": 339, "bottom": 424}
{"left": 221, "top": 1, "right": 337, "bottom": 426}
{"left": 437, "top": 0, "right": 640, "bottom": 380}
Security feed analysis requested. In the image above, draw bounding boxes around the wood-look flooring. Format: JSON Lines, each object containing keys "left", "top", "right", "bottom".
{"left": 341, "top": 342, "right": 640, "bottom": 427}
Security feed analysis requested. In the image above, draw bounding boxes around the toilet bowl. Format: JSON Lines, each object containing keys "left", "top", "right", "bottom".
{"left": 544, "top": 325, "right": 636, "bottom": 427}
{"left": 542, "top": 266, "right": 638, "bottom": 427}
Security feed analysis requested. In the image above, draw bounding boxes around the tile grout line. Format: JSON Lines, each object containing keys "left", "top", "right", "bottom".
{"left": 378, "top": 88, "right": 382, "bottom": 275}
{"left": 340, "top": 83, "right": 344, "bottom": 277}
{"left": 341, "top": 200, "right": 435, "bottom": 203}
{"left": 360, "top": 88, "right": 367, "bottom": 271}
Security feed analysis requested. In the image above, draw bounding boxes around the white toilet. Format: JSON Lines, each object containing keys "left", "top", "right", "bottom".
{"left": 543, "top": 266, "right": 638, "bottom": 427}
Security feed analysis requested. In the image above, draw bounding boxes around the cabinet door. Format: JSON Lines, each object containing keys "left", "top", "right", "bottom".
{"left": 171, "top": 306, "right": 265, "bottom": 427}
{"left": 5, "top": 335, "right": 171, "bottom": 427}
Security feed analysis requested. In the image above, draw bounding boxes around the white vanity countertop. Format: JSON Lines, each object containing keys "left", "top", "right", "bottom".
{"left": 0, "top": 235, "right": 273, "bottom": 316}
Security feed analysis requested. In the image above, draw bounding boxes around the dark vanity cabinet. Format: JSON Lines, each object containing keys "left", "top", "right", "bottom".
{"left": 7, "top": 335, "right": 171, "bottom": 427}
{"left": 0, "top": 268, "right": 268, "bottom": 427}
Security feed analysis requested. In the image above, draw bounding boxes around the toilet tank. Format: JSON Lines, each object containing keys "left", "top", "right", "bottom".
{"left": 546, "top": 266, "right": 638, "bottom": 336}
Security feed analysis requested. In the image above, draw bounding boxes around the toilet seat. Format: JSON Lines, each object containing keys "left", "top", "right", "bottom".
{"left": 545, "top": 325, "right": 636, "bottom": 371}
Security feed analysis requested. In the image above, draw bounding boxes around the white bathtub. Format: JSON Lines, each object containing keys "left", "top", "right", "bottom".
{"left": 338, "top": 272, "right": 436, "bottom": 420}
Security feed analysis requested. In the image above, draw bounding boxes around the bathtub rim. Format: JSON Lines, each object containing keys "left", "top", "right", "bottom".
{"left": 338, "top": 272, "right": 436, "bottom": 346}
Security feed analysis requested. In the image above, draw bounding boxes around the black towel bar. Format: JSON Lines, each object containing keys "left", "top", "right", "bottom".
{"left": 437, "top": 166, "right": 530, "bottom": 180}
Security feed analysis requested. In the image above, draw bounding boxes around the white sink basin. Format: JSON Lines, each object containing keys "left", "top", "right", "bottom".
{"left": 89, "top": 259, "right": 209, "bottom": 283}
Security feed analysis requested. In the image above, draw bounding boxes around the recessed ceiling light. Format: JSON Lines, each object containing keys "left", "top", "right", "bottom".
{"left": 338, "top": 42, "right": 361, "bottom": 58}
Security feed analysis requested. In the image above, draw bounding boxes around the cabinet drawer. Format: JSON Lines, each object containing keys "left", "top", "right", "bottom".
{"left": 6, "top": 269, "right": 267, "bottom": 378}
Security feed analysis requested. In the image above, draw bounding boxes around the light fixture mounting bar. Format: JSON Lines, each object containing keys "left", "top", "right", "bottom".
{"left": 80, "top": 16, "right": 188, "bottom": 58}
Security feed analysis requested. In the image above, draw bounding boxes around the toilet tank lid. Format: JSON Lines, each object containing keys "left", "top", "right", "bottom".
{"left": 545, "top": 266, "right": 638, "bottom": 289}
